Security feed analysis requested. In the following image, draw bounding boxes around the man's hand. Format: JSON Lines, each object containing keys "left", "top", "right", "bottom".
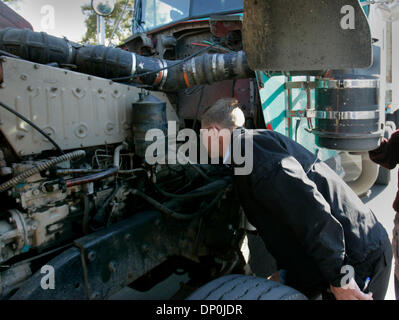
{"left": 267, "top": 270, "right": 281, "bottom": 282}
{"left": 330, "top": 278, "right": 373, "bottom": 300}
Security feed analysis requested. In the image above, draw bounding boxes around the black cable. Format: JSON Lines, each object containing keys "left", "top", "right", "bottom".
{"left": 0, "top": 100, "right": 64, "bottom": 155}
{"left": 131, "top": 188, "right": 225, "bottom": 220}
{"left": 188, "top": 163, "right": 214, "bottom": 182}
{"left": 111, "top": 44, "right": 216, "bottom": 82}
{"left": 153, "top": 178, "right": 228, "bottom": 199}
{"left": 192, "top": 86, "right": 204, "bottom": 130}
{"left": 0, "top": 51, "right": 20, "bottom": 59}
{"left": 0, "top": 243, "right": 73, "bottom": 270}
{"left": 183, "top": 84, "right": 204, "bottom": 96}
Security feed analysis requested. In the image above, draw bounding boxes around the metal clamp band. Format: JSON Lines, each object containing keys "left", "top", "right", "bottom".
{"left": 131, "top": 53, "right": 137, "bottom": 76}
{"left": 66, "top": 41, "right": 74, "bottom": 65}
{"left": 211, "top": 54, "right": 217, "bottom": 82}
{"left": 159, "top": 59, "right": 168, "bottom": 90}
{"left": 190, "top": 57, "right": 197, "bottom": 85}
{"left": 285, "top": 81, "right": 318, "bottom": 89}
{"left": 310, "top": 109, "right": 380, "bottom": 120}
{"left": 316, "top": 79, "right": 379, "bottom": 89}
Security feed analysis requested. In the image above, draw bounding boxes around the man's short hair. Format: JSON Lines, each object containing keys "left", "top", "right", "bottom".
{"left": 201, "top": 98, "right": 245, "bottom": 130}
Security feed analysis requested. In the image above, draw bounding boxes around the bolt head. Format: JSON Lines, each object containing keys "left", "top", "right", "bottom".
{"left": 90, "top": 291, "right": 100, "bottom": 299}
{"left": 87, "top": 251, "right": 96, "bottom": 262}
{"left": 44, "top": 184, "right": 55, "bottom": 192}
{"left": 108, "top": 261, "right": 117, "bottom": 273}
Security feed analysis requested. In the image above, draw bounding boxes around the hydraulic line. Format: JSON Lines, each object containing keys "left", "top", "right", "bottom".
{"left": 0, "top": 150, "right": 85, "bottom": 193}
{"left": 64, "top": 167, "right": 118, "bottom": 188}
{"left": 64, "top": 142, "right": 130, "bottom": 187}
{"left": 56, "top": 168, "right": 147, "bottom": 175}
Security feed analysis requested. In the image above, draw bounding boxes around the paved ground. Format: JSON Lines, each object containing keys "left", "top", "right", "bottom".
{"left": 361, "top": 168, "right": 397, "bottom": 300}
{"left": 341, "top": 152, "right": 397, "bottom": 300}
{"left": 111, "top": 154, "right": 398, "bottom": 300}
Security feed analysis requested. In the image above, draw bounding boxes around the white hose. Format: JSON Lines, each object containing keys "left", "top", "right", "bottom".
{"left": 346, "top": 152, "right": 379, "bottom": 196}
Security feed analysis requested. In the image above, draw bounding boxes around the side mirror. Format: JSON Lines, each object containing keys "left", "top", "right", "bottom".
{"left": 91, "top": 0, "right": 116, "bottom": 16}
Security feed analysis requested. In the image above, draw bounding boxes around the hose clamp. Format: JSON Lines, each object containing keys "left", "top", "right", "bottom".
{"left": 159, "top": 59, "right": 168, "bottom": 90}
{"left": 310, "top": 109, "right": 380, "bottom": 120}
{"left": 211, "top": 54, "right": 218, "bottom": 82}
{"left": 153, "top": 59, "right": 167, "bottom": 88}
{"left": 66, "top": 40, "right": 74, "bottom": 65}
{"left": 190, "top": 57, "right": 198, "bottom": 85}
{"left": 316, "top": 79, "right": 379, "bottom": 89}
{"left": 131, "top": 53, "right": 137, "bottom": 76}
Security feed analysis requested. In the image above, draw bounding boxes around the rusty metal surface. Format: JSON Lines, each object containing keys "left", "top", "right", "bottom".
{"left": 243, "top": 0, "right": 372, "bottom": 71}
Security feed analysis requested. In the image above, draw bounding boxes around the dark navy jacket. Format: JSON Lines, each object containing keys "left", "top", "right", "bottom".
{"left": 232, "top": 129, "right": 390, "bottom": 292}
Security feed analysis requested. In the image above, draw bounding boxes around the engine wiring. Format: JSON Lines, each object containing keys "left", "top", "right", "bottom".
{"left": 0, "top": 100, "right": 64, "bottom": 155}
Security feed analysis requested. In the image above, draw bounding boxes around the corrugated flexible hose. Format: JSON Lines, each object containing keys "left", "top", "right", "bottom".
{"left": 0, "top": 150, "right": 86, "bottom": 193}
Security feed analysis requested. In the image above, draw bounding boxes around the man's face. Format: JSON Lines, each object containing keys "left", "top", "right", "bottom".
{"left": 200, "top": 122, "right": 220, "bottom": 159}
{"left": 200, "top": 122, "right": 231, "bottom": 159}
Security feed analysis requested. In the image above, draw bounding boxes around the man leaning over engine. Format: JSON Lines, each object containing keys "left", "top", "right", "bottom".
{"left": 200, "top": 98, "right": 392, "bottom": 300}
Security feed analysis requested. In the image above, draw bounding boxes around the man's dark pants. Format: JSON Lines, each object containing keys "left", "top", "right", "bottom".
{"left": 364, "top": 241, "right": 392, "bottom": 300}
{"left": 285, "top": 236, "right": 393, "bottom": 300}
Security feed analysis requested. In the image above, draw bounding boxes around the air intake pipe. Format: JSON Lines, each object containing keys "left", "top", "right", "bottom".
{"left": 0, "top": 28, "right": 254, "bottom": 91}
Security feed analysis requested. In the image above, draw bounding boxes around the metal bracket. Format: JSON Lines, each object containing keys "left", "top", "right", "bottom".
{"left": 10, "top": 211, "right": 195, "bottom": 300}
{"left": 289, "top": 109, "right": 380, "bottom": 121}
{"left": 285, "top": 81, "right": 318, "bottom": 90}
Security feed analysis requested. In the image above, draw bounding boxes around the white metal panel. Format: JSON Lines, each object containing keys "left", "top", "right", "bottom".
{"left": 0, "top": 57, "right": 178, "bottom": 155}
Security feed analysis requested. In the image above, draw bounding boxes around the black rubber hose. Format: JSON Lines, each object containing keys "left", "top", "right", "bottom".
{"left": 0, "top": 28, "right": 78, "bottom": 65}
{"left": 153, "top": 178, "right": 229, "bottom": 199}
{"left": 131, "top": 188, "right": 225, "bottom": 220}
{"left": 78, "top": 193, "right": 91, "bottom": 235}
{"left": 65, "top": 166, "right": 118, "bottom": 188}
{"left": 0, "top": 28, "right": 255, "bottom": 92}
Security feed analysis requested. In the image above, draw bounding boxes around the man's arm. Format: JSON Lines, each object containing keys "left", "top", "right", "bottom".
{"left": 252, "top": 156, "right": 371, "bottom": 299}
{"left": 254, "top": 156, "right": 374, "bottom": 299}
{"left": 369, "top": 129, "right": 399, "bottom": 169}
{"left": 253, "top": 156, "right": 346, "bottom": 286}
